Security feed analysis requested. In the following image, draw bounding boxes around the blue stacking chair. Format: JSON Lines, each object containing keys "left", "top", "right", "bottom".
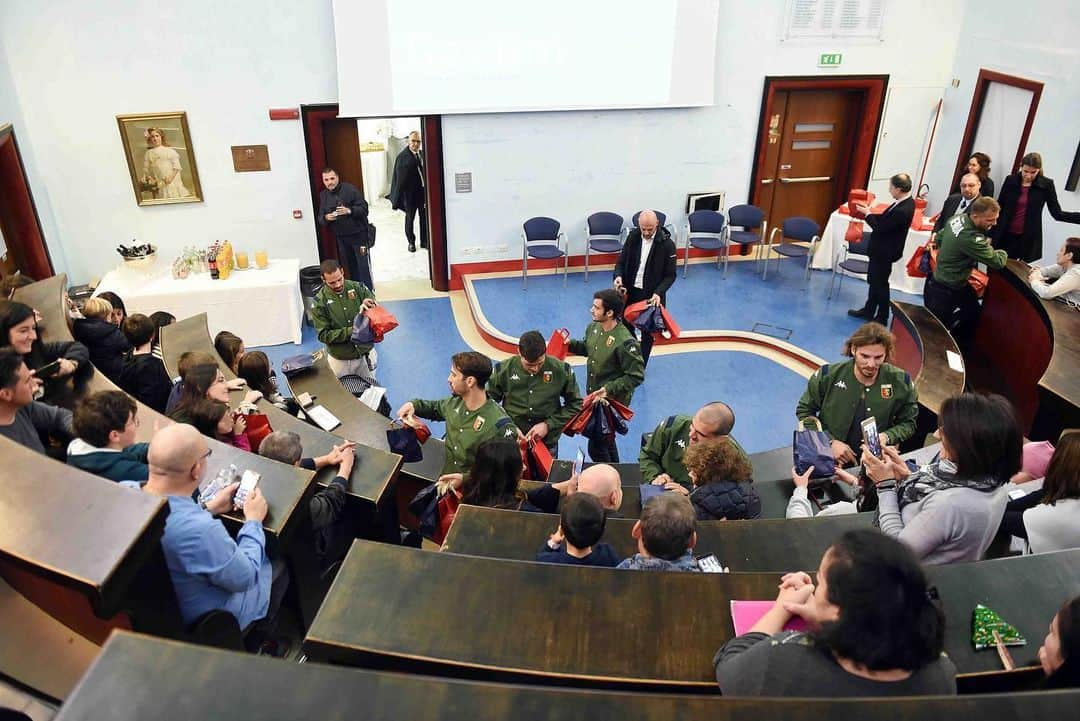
{"left": 631, "top": 209, "right": 677, "bottom": 239}
{"left": 762, "top": 216, "right": 821, "bottom": 282}
{"left": 726, "top": 204, "right": 768, "bottom": 270}
{"left": 682, "top": 210, "right": 729, "bottom": 277}
{"left": 521, "top": 216, "right": 568, "bottom": 289}
{"left": 827, "top": 231, "right": 872, "bottom": 299}
{"left": 583, "top": 212, "right": 625, "bottom": 281}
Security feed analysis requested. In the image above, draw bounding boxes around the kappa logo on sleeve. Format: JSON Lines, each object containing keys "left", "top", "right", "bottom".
{"left": 510, "top": 373, "right": 520, "bottom": 381}
{"left": 834, "top": 380, "right": 847, "bottom": 389}
{"left": 676, "top": 439, "right": 686, "bottom": 449}
{"left": 948, "top": 215, "right": 966, "bottom": 235}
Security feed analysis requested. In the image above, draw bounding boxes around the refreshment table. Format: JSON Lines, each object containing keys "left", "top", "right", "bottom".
{"left": 94, "top": 257, "right": 303, "bottom": 346}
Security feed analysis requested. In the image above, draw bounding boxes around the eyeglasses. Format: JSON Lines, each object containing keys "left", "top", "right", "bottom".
{"left": 191, "top": 448, "right": 212, "bottom": 473}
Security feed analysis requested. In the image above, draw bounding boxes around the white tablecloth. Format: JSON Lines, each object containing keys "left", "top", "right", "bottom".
{"left": 813, "top": 209, "right": 929, "bottom": 295}
{"left": 95, "top": 258, "right": 303, "bottom": 346}
{"left": 360, "top": 150, "right": 388, "bottom": 205}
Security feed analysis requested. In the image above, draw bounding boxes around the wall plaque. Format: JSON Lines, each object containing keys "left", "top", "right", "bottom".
{"left": 231, "top": 145, "right": 270, "bottom": 172}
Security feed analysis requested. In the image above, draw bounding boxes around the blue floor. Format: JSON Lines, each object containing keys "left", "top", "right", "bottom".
{"left": 252, "top": 259, "right": 925, "bottom": 462}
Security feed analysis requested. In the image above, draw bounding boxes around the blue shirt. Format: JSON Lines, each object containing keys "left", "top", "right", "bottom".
{"left": 158, "top": 494, "right": 270, "bottom": 629}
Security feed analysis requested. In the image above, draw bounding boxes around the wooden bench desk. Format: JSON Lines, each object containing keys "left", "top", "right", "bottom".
{"left": 58, "top": 631, "right": 1077, "bottom": 720}
{"left": 442, "top": 504, "right": 873, "bottom": 571}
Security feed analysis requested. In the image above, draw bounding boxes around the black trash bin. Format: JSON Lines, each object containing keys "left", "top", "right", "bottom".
{"left": 299, "top": 266, "right": 324, "bottom": 326}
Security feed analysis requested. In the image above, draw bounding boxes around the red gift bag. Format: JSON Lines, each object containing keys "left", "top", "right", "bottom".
{"left": 847, "top": 190, "right": 875, "bottom": 219}
{"left": 623, "top": 300, "right": 648, "bottom": 324}
{"left": 545, "top": 328, "right": 570, "bottom": 360}
{"left": 365, "top": 306, "right": 399, "bottom": 342}
{"left": 520, "top": 437, "right": 554, "bottom": 480}
{"left": 243, "top": 413, "right": 273, "bottom": 452}
{"left": 658, "top": 306, "right": 681, "bottom": 339}
{"left": 402, "top": 417, "right": 432, "bottom": 443}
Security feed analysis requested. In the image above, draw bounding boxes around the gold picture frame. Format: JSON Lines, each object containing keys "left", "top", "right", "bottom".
{"left": 117, "top": 111, "right": 203, "bottom": 206}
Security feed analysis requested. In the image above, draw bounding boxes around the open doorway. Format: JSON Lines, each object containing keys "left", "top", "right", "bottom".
{"left": 356, "top": 117, "right": 428, "bottom": 284}
{"left": 301, "top": 106, "right": 449, "bottom": 292}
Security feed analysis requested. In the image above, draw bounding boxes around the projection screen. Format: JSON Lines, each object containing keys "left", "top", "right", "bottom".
{"left": 333, "top": 0, "right": 720, "bottom": 117}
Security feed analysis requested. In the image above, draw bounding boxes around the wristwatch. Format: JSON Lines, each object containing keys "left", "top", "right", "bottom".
{"left": 875, "top": 479, "right": 897, "bottom": 491}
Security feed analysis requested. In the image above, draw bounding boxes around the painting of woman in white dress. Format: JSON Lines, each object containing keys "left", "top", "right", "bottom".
{"left": 117, "top": 111, "right": 203, "bottom": 206}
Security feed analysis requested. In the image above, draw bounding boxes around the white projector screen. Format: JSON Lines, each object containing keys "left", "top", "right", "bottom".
{"left": 333, "top": 0, "right": 720, "bottom": 117}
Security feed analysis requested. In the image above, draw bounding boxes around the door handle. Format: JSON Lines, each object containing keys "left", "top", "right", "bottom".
{"left": 760, "top": 178, "right": 774, "bottom": 185}
{"left": 779, "top": 176, "right": 831, "bottom": 184}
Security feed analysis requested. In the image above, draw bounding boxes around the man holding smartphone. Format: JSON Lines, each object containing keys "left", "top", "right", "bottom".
{"left": 318, "top": 167, "right": 373, "bottom": 289}
{"left": 796, "top": 323, "right": 918, "bottom": 467}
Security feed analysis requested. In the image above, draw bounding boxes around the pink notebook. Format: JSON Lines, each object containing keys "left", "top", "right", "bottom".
{"left": 730, "top": 600, "right": 809, "bottom": 636}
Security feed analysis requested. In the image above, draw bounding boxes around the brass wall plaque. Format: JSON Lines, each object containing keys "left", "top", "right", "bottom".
{"left": 231, "top": 145, "right": 270, "bottom": 172}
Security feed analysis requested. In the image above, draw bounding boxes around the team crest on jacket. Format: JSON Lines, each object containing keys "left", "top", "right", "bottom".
{"left": 542, "top": 371, "right": 552, "bottom": 383}
{"left": 606, "top": 336, "right": 614, "bottom": 347}
{"left": 881, "top": 384, "right": 893, "bottom": 399}
{"left": 347, "top": 288, "right": 356, "bottom": 299}
{"left": 473, "top": 416, "right": 485, "bottom": 431}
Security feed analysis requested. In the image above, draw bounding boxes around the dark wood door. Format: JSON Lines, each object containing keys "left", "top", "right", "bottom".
{"left": 0, "top": 125, "right": 52, "bottom": 280}
{"left": 322, "top": 119, "right": 364, "bottom": 194}
{"left": 757, "top": 90, "right": 861, "bottom": 229}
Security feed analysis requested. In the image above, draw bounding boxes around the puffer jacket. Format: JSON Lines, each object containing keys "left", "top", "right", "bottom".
{"left": 72, "top": 317, "right": 131, "bottom": 382}
{"left": 690, "top": 481, "right": 762, "bottom": 521}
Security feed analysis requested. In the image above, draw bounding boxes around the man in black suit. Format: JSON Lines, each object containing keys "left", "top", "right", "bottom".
{"left": 389, "top": 131, "right": 427, "bottom": 253}
{"left": 317, "top": 167, "right": 373, "bottom": 289}
{"left": 613, "top": 210, "right": 677, "bottom": 366}
{"left": 931, "top": 173, "right": 982, "bottom": 238}
{"left": 848, "top": 173, "right": 915, "bottom": 326}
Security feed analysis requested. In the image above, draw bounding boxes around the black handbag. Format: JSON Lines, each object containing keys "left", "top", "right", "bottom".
{"left": 367, "top": 222, "right": 377, "bottom": 248}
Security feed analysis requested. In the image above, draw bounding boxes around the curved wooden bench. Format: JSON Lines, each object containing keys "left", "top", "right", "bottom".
{"left": 305, "top": 541, "right": 1080, "bottom": 689}
{"left": 59, "top": 631, "right": 1069, "bottom": 720}
{"left": 970, "top": 260, "right": 1080, "bottom": 440}
{"left": 160, "top": 314, "right": 401, "bottom": 507}
{"left": 442, "top": 504, "right": 873, "bottom": 571}
{"left": 890, "top": 301, "right": 966, "bottom": 417}
{"left": 0, "top": 576, "right": 100, "bottom": 703}
{"left": 282, "top": 353, "right": 446, "bottom": 482}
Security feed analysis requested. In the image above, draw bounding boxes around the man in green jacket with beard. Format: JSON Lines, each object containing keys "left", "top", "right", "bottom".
{"left": 310, "top": 259, "right": 377, "bottom": 380}
{"left": 796, "top": 323, "right": 918, "bottom": 467}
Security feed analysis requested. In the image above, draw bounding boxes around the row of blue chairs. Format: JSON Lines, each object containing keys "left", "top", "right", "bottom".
{"left": 521, "top": 208, "right": 826, "bottom": 288}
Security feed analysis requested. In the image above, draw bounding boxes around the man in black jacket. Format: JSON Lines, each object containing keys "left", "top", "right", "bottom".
{"left": 389, "top": 131, "right": 427, "bottom": 253}
{"left": 317, "top": 168, "right": 373, "bottom": 289}
{"left": 613, "top": 210, "right": 677, "bottom": 365}
{"left": 848, "top": 174, "right": 915, "bottom": 326}
{"left": 931, "top": 173, "right": 982, "bottom": 237}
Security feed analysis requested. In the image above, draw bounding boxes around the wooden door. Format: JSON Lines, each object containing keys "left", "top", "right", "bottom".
{"left": 0, "top": 125, "right": 52, "bottom": 280}
{"left": 757, "top": 90, "right": 861, "bottom": 229}
{"left": 322, "top": 119, "right": 364, "bottom": 194}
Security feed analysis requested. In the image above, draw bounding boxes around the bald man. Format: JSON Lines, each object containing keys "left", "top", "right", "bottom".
{"left": 932, "top": 173, "right": 983, "bottom": 237}
{"left": 389, "top": 131, "right": 427, "bottom": 252}
{"left": 139, "top": 424, "right": 277, "bottom": 632}
{"left": 524, "top": 462, "right": 625, "bottom": 516}
{"left": 577, "top": 463, "right": 624, "bottom": 514}
{"left": 640, "top": 402, "right": 749, "bottom": 490}
{"left": 613, "top": 209, "right": 677, "bottom": 365}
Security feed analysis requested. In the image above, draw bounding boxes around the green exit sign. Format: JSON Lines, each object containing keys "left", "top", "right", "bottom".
{"left": 818, "top": 53, "right": 843, "bottom": 67}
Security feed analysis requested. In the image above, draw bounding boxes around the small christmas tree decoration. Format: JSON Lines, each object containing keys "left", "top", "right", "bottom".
{"left": 972, "top": 604, "right": 1026, "bottom": 649}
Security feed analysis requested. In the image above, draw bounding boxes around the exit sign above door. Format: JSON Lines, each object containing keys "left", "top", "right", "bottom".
{"left": 818, "top": 53, "right": 843, "bottom": 67}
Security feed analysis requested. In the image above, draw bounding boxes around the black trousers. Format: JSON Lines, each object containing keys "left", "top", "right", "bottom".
{"left": 924, "top": 276, "right": 980, "bottom": 342}
{"left": 861, "top": 258, "right": 893, "bottom": 323}
{"left": 404, "top": 200, "right": 428, "bottom": 248}
{"left": 588, "top": 435, "right": 619, "bottom": 463}
{"left": 995, "top": 231, "right": 1028, "bottom": 261}
{"left": 623, "top": 286, "right": 655, "bottom": 365}
{"left": 243, "top": 558, "right": 290, "bottom": 649}
{"left": 336, "top": 233, "right": 373, "bottom": 290}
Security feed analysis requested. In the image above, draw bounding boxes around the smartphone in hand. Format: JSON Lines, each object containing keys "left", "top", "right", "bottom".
{"left": 34, "top": 359, "right": 62, "bottom": 378}
{"left": 861, "top": 417, "right": 882, "bottom": 459}
{"left": 234, "top": 470, "right": 261, "bottom": 509}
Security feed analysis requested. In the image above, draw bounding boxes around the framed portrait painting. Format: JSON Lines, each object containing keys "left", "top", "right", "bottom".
{"left": 117, "top": 111, "right": 203, "bottom": 206}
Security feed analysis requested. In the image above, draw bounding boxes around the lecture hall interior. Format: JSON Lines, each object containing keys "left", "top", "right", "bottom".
{"left": 2, "top": 0, "right": 1080, "bottom": 719}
